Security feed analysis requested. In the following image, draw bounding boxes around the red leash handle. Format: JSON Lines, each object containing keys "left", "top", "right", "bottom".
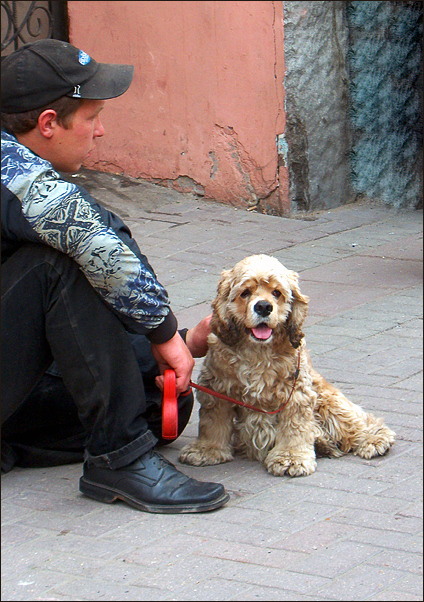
{"left": 162, "top": 369, "right": 178, "bottom": 439}
{"left": 161, "top": 370, "right": 193, "bottom": 440}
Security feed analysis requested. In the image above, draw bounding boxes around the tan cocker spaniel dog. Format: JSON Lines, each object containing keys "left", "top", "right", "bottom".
{"left": 179, "top": 254, "right": 395, "bottom": 476}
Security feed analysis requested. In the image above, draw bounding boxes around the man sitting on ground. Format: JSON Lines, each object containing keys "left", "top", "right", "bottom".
{"left": 1, "top": 39, "right": 229, "bottom": 514}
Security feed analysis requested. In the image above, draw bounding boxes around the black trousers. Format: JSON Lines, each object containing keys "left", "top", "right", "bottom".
{"left": 1, "top": 245, "right": 193, "bottom": 473}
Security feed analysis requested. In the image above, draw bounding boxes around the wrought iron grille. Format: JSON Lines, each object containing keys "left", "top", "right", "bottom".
{"left": 1, "top": 1, "right": 68, "bottom": 57}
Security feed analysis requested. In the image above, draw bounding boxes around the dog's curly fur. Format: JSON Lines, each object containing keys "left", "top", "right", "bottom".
{"left": 179, "top": 254, "right": 395, "bottom": 477}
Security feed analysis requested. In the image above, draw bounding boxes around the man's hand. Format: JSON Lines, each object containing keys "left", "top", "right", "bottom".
{"left": 151, "top": 315, "right": 212, "bottom": 395}
{"left": 185, "top": 315, "right": 212, "bottom": 358}
{"left": 151, "top": 331, "right": 195, "bottom": 395}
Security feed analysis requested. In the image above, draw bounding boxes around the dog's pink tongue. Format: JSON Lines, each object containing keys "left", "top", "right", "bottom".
{"left": 251, "top": 324, "right": 273, "bottom": 340}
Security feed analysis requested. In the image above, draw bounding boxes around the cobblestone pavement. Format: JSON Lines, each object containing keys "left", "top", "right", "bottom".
{"left": 2, "top": 169, "right": 423, "bottom": 601}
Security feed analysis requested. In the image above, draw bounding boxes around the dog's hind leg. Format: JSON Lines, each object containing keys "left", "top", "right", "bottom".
{"left": 179, "top": 398, "right": 235, "bottom": 466}
{"left": 312, "top": 369, "right": 395, "bottom": 459}
{"left": 351, "top": 413, "right": 396, "bottom": 459}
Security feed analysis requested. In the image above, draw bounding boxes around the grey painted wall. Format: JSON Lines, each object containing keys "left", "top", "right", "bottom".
{"left": 283, "top": 1, "right": 354, "bottom": 213}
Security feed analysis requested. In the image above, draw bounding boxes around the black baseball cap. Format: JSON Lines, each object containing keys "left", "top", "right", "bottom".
{"left": 1, "top": 39, "right": 134, "bottom": 113}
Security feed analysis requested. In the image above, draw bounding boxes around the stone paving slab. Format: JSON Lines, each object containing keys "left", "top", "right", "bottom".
{"left": 1, "top": 169, "right": 422, "bottom": 601}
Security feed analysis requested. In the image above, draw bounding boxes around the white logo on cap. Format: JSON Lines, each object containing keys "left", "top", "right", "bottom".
{"left": 72, "top": 85, "right": 81, "bottom": 97}
{"left": 78, "top": 51, "right": 91, "bottom": 65}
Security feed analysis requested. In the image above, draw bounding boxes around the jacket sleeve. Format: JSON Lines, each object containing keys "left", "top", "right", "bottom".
{"left": 2, "top": 165, "right": 177, "bottom": 343}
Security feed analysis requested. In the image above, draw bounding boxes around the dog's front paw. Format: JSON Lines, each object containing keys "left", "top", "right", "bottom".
{"left": 265, "top": 449, "right": 317, "bottom": 477}
{"left": 179, "top": 442, "right": 233, "bottom": 466}
{"left": 353, "top": 426, "right": 396, "bottom": 459}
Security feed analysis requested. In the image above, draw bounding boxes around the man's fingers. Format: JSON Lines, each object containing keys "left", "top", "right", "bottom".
{"left": 155, "top": 375, "right": 165, "bottom": 391}
{"left": 155, "top": 373, "right": 190, "bottom": 396}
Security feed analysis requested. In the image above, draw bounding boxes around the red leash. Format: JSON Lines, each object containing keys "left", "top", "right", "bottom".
{"left": 161, "top": 351, "right": 301, "bottom": 439}
{"left": 190, "top": 349, "right": 301, "bottom": 415}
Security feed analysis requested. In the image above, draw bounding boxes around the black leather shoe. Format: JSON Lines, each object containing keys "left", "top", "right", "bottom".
{"left": 79, "top": 450, "right": 230, "bottom": 514}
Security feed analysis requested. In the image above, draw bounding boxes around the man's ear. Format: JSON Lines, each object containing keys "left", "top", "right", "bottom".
{"left": 37, "top": 109, "right": 59, "bottom": 138}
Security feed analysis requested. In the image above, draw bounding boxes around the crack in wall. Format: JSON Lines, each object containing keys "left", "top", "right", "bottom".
{"left": 271, "top": 1, "right": 284, "bottom": 134}
{"left": 208, "top": 151, "right": 218, "bottom": 180}
{"left": 214, "top": 123, "right": 279, "bottom": 208}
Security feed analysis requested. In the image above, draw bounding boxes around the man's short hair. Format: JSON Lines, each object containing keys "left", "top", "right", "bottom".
{"left": 1, "top": 96, "right": 83, "bottom": 135}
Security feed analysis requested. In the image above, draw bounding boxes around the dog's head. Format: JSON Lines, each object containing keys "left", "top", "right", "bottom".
{"left": 210, "top": 254, "right": 309, "bottom": 349}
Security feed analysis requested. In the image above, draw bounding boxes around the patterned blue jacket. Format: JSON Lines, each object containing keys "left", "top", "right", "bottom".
{"left": 1, "top": 130, "right": 177, "bottom": 343}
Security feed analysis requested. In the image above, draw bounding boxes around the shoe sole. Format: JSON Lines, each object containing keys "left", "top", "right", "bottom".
{"left": 79, "top": 477, "right": 230, "bottom": 514}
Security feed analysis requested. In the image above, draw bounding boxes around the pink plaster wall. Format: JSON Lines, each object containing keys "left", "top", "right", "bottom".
{"left": 68, "top": 1, "right": 288, "bottom": 214}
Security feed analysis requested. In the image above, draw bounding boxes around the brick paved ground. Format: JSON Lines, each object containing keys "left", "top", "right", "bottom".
{"left": 1, "top": 169, "right": 422, "bottom": 601}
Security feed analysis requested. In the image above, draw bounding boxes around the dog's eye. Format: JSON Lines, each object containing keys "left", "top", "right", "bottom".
{"left": 240, "top": 288, "right": 251, "bottom": 299}
{"left": 272, "top": 290, "right": 282, "bottom": 299}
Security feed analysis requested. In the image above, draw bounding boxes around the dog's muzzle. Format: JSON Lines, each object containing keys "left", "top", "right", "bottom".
{"left": 249, "top": 300, "right": 274, "bottom": 340}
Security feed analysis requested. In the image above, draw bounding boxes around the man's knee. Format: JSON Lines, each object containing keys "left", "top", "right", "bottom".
{"left": 2, "top": 244, "right": 80, "bottom": 291}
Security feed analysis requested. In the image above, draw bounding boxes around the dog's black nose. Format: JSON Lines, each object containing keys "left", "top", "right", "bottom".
{"left": 254, "top": 300, "right": 273, "bottom": 317}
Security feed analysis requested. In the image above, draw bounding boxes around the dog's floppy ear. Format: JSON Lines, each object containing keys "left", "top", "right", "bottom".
{"left": 210, "top": 312, "right": 242, "bottom": 347}
{"left": 210, "top": 268, "right": 242, "bottom": 347}
{"left": 214, "top": 268, "right": 233, "bottom": 302}
{"left": 286, "top": 270, "right": 309, "bottom": 348}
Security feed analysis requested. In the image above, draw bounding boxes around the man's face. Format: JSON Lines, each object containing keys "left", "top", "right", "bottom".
{"left": 50, "top": 99, "right": 105, "bottom": 173}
